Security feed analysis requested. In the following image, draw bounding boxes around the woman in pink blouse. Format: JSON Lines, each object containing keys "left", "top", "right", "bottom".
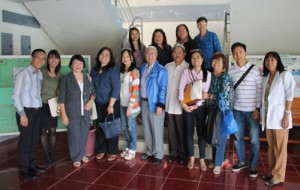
{"left": 179, "top": 49, "right": 211, "bottom": 170}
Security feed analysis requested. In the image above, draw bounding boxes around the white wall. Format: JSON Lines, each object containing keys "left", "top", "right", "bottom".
{"left": 0, "top": 0, "right": 60, "bottom": 55}
{"left": 230, "top": 0, "right": 300, "bottom": 55}
{"left": 141, "top": 21, "right": 224, "bottom": 49}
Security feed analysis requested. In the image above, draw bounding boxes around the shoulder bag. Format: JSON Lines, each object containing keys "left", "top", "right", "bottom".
{"left": 183, "top": 69, "right": 202, "bottom": 105}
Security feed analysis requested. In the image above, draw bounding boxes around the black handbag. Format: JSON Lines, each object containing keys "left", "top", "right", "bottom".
{"left": 204, "top": 106, "right": 221, "bottom": 146}
{"left": 99, "top": 114, "right": 121, "bottom": 139}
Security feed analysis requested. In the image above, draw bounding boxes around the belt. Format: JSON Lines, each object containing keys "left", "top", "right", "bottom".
{"left": 141, "top": 97, "right": 148, "bottom": 101}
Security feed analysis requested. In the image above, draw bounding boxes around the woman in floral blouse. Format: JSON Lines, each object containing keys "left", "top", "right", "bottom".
{"left": 206, "top": 52, "right": 232, "bottom": 175}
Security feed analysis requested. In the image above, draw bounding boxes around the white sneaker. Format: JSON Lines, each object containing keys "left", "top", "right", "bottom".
{"left": 124, "top": 150, "right": 136, "bottom": 161}
{"left": 120, "top": 148, "right": 129, "bottom": 158}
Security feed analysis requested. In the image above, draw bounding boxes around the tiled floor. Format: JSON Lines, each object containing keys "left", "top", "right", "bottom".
{"left": 0, "top": 132, "right": 300, "bottom": 190}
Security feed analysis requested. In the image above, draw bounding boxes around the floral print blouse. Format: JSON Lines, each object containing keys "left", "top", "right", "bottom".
{"left": 207, "top": 72, "right": 233, "bottom": 110}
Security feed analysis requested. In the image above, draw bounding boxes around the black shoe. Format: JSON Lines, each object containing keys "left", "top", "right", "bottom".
{"left": 262, "top": 173, "right": 273, "bottom": 181}
{"left": 168, "top": 156, "right": 175, "bottom": 163}
{"left": 265, "top": 179, "right": 283, "bottom": 186}
{"left": 249, "top": 168, "right": 258, "bottom": 178}
{"left": 30, "top": 165, "right": 45, "bottom": 174}
{"left": 140, "top": 154, "right": 151, "bottom": 160}
{"left": 19, "top": 170, "right": 37, "bottom": 180}
{"left": 152, "top": 158, "right": 162, "bottom": 164}
{"left": 232, "top": 162, "right": 247, "bottom": 172}
{"left": 179, "top": 157, "right": 188, "bottom": 165}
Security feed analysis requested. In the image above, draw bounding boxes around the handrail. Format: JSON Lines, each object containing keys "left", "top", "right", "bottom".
{"left": 115, "top": 0, "right": 134, "bottom": 24}
{"left": 121, "top": 16, "right": 143, "bottom": 48}
{"left": 223, "top": 11, "right": 230, "bottom": 54}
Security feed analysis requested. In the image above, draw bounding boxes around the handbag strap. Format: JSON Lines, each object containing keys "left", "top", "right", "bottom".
{"left": 188, "top": 69, "right": 196, "bottom": 83}
{"left": 105, "top": 114, "right": 115, "bottom": 122}
{"left": 233, "top": 64, "right": 254, "bottom": 90}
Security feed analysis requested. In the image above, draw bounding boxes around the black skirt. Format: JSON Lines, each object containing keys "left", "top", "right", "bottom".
{"left": 41, "top": 103, "right": 58, "bottom": 129}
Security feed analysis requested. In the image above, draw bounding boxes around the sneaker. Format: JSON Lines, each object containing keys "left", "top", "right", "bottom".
{"left": 249, "top": 168, "right": 258, "bottom": 178}
{"left": 232, "top": 162, "right": 247, "bottom": 172}
{"left": 124, "top": 150, "right": 136, "bottom": 161}
{"left": 120, "top": 148, "right": 129, "bottom": 158}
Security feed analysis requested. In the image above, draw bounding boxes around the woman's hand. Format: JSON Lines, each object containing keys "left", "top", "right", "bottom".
{"left": 107, "top": 106, "right": 114, "bottom": 114}
{"left": 202, "top": 92, "right": 210, "bottom": 99}
{"left": 84, "top": 100, "right": 93, "bottom": 111}
{"left": 127, "top": 107, "right": 132, "bottom": 117}
{"left": 282, "top": 113, "right": 289, "bottom": 129}
{"left": 182, "top": 103, "right": 193, "bottom": 112}
{"left": 62, "top": 114, "right": 69, "bottom": 126}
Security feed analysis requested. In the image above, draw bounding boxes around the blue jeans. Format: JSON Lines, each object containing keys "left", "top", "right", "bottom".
{"left": 120, "top": 106, "right": 138, "bottom": 150}
{"left": 213, "top": 135, "right": 228, "bottom": 167}
{"left": 233, "top": 109, "right": 260, "bottom": 168}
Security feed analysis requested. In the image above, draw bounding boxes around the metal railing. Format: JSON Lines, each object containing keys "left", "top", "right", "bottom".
{"left": 223, "top": 11, "right": 230, "bottom": 54}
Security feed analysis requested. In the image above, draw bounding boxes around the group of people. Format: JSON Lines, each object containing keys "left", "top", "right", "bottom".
{"left": 12, "top": 17, "right": 296, "bottom": 187}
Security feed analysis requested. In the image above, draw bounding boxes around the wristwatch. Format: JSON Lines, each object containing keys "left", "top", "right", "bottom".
{"left": 285, "top": 110, "right": 291, "bottom": 114}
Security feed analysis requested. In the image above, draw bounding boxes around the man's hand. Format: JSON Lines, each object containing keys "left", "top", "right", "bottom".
{"left": 20, "top": 116, "right": 28, "bottom": 127}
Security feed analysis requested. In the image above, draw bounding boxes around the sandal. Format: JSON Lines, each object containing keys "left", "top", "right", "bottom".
{"left": 213, "top": 166, "right": 221, "bottom": 175}
{"left": 200, "top": 159, "right": 207, "bottom": 172}
{"left": 187, "top": 157, "right": 195, "bottom": 170}
{"left": 108, "top": 155, "right": 117, "bottom": 161}
{"left": 82, "top": 156, "right": 89, "bottom": 163}
{"left": 73, "top": 161, "right": 81, "bottom": 168}
{"left": 96, "top": 153, "right": 105, "bottom": 160}
{"left": 222, "top": 159, "right": 231, "bottom": 169}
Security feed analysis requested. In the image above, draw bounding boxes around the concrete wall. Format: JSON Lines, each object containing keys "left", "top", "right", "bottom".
{"left": 0, "top": 0, "right": 60, "bottom": 55}
{"left": 230, "top": 0, "right": 300, "bottom": 55}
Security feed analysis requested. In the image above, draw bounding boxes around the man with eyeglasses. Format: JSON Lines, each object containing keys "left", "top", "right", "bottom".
{"left": 194, "top": 17, "right": 222, "bottom": 72}
{"left": 13, "top": 49, "right": 47, "bottom": 179}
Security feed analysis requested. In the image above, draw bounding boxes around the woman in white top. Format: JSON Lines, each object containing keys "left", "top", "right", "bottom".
{"left": 119, "top": 49, "right": 140, "bottom": 161}
{"left": 261, "top": 51, "right": 296, "bottom": 186}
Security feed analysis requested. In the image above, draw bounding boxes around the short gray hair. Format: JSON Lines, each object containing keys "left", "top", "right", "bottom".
{"left": 172, "top": 43, "right": 186, "bottom": 52}
{"left": 145, "top": 46, "right": 158, "bottom": 55}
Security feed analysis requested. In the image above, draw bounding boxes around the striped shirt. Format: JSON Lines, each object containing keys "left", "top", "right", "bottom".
{"left": 12, "top": 65, "right": 43, "bottom": 116}
{"left": 120, "top": 68, "right": 140, "bottom": 117}
{"left": 228, "top": 61, "right": 263, "bottom": 111}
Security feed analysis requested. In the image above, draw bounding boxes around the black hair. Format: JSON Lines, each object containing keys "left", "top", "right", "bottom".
{"left": 231, "top": 42, "right": 247, "bottom": 52}
{"left": 31, "top": 48, "right": 46, "bottom": 57}
{"left": 151, "top": 28, "right": 169, "bottom": 50}
{"left": 175, "top": 24, "right": 192, "bottom": 42}
{"left": 129, "top": 27, "right": 141, "bottom": 53}
{"left": 196, "top": 16, "right": 207, "bottom": 23}
{"left": 263, "top": 51, "right": 285, "bottom": 76}
{"left": 211, "top": 52, "right": 227, "bottom": 70}
{"left": 120, "top": 49, "right": 136, "bottom": 73}
{"left": 47, "top": 49, "right": 61, "bottom": 74}
{"left": 94, "top": 47, "right": 115, "bottom": 71}
{"left": 189, "top": 50, "right": 208, "bottom": 82}
{"left": 69, "top": 54, "right": 85, "bottom": 69}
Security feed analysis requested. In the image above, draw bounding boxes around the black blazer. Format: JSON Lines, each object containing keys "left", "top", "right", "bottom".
{"left": 58, "top": 72, "right": 95, "bottom": 118}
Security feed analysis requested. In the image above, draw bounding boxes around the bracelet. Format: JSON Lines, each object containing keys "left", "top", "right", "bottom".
{"left": 285, "top": 110, "right": 291, "bottom": 114}
{"left": 108, "top": 105, "right": 113, "bottom": 108}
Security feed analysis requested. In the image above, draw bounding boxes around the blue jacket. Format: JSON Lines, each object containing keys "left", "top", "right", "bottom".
{"left": 140, "top": 61, "right": 168, "bottom": 112}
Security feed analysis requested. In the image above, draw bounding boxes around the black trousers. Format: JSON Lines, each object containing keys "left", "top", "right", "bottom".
{"left": 167, "top": 113, "right": 186, "bottom": 158}
{"left": 183, "top": 105, "right": 207, "bottom": 159}
{"left": 94, "top": 100, "right": 120, "bottom": 155}
{"left": 16, "top": 107, "right": 41, "bottom": 171}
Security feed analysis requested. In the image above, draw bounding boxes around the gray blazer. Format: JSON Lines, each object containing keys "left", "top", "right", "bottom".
{"left": 58, "top": 72, "right": 95, "bottom": 118}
